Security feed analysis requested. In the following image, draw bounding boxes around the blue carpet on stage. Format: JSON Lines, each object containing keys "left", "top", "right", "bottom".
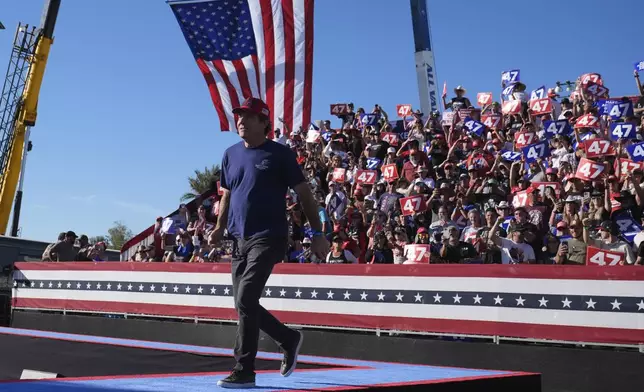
{"left": 0, "top": 327, "right": 530, "bottom": 391}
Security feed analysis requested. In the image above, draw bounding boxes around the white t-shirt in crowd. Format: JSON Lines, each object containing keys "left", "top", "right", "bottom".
{"left": 325, "top": 191, "right": 347, "bottom": 220}
{"left": 499, "top": 237, "right": 536, "bottom": 264}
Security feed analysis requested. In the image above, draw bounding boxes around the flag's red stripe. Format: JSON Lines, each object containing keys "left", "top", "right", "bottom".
{"left": 251, "top": 54, "right": 261, "bottom": 97}
{"left": 212, "top": 60, "right": 241, "bottom": 130}
{"left": 259, "top": 0, "right": 275, "bottom": 136}
{"left": 232, "top": 59, "right": 252, "bottom": 100}
{"left": 281, "top": 0, "right": 295, "bottom": 134}
{"left": 196, "top": 59, "right": 230, "bottom": 132}
{"left": 302, "top": 0, "right": 314, "bottom": 131}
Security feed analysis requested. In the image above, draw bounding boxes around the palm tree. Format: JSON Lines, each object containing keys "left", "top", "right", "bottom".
{"left": 181, "top": 164, "right": 221, "bottom": 202}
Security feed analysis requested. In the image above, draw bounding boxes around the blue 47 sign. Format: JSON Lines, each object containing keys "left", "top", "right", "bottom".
{"left": 543, "top": 120, "right": 572, "bottom": 138}
{"left": 635, "top": 60, "right": 644, "bottom": 72}
{"left": 626, "top": 141, "right": 644, "bottom": 162}
{"left": 610, "top": 122, "right": 637, "bottom": 140}
{"left": 607, "top": 101, "right": 634, "bottom": 120}
{"left": 463, "top": 117, "right": 485, "bottom": 136}
{"left": 501, "top": 69, "right": 520, "bottom": 84}
{"left": 522, "top": 140, "right": 550, "bottom": 163}
{"left": 500, "top": 150, "right": 521, "bottom": 162}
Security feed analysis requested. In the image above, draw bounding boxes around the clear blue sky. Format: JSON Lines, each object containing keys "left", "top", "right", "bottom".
{"left": 1, "top": 0, "right": 641, "bottom": 243}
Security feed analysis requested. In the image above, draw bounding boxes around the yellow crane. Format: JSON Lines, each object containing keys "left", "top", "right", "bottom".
{"left": 0, "top": 0, "right": 60, "bottom": 235}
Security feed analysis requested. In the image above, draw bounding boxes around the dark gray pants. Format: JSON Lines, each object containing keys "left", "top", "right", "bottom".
{"left": 231, "top": 236, "right": 297, "bottom": 373}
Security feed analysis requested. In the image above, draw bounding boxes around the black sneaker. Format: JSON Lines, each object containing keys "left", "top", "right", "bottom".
{"left": 281, "top": 330, "right": 303, "bottom": 377}
{"left": 217, "top": 370, "right": 256, "bottom": 389}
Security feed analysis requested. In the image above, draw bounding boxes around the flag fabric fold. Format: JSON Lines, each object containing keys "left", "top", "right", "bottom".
{"left": 169, "top": 0, "right": 313, "bottom": 136}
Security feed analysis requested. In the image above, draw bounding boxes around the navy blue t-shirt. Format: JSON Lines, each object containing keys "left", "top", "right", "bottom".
{"left": 220, "top": 140, "right": 306, "bottom": 239}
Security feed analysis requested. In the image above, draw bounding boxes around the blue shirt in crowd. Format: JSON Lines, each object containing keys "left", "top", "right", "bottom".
{"left": 221, "top": 140, "right": 305, "bottom": 239}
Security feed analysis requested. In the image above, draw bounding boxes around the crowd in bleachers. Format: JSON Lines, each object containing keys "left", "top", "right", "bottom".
{"left": 43, "top": 231, "right": 107, "bottom": 262}
{"left": 133, "top": 67, "right": 644, "bottom": 266}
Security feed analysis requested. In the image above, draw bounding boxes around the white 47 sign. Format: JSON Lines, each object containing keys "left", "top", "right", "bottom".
{"left": 585, "top": 246, "right": 624, "bottom": 266}
{"left": 404, "top": 244, "right": 431, "bottom": 263}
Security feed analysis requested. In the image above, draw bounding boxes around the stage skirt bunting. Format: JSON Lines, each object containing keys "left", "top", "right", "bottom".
{"left": 11, "top": 263, "right": 644, "bottom": 345}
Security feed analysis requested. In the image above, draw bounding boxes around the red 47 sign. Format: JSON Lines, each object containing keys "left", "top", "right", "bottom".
{"left": 481, "top": 114, "right": 502, "bottom": 129}
{"left": 332, "top": 168, "right": 346, "bottom": 183}
{"left": 381, "top": 132, "right": 399, "bottom": 146}
{"left": 583, "top": 139, "right": 615, "bottom": 158}
{"left": 514, "top": 131, "right": 536, "bottom": 149}
{"left": 502, "top": 100, "right": 522, "bottom": 115}
{"left": 529, "top": 98, "right": 552, "bottom": 116}
{"left": 585, "top": 246, "right": 624, "bottom": 266}
{"left": 330, "top": 104, "right": 349, "bottom": 116}
{"left": 400, "top": 195, "right": 426, "bottom": 216}
{"left": 614, "top": 158, "right": 644, "bottom": 176}
{"left": 512, "top": 190, "right": 533, "bottom": 208}
{"left": 575, "top": 158, "right": 605, "bottom": 181}
{"left": 396, "top": 104, "right": 412, "bottom": 117}
{"left": 217, "top": 181, "right": 224, "bottom": 196}
{"left": 404, "top": 244, "right": 431, "bottom": 263}
{"left": 477, "top": 92, "right": 493, "bottom": 107}
{"left": 355, "top": 170, "right": 377, "bottom": 184}
{"left": 575, "top": 113, "right": 600, "bottom": 128}
{"left": 580, "top": 73, "right": 603, "bottom": 86}
{"left": 381, "top": 164, "right": 399, "bottom": 182}
{"left": 530, "top": 182, "right": 561, "bottom": 196}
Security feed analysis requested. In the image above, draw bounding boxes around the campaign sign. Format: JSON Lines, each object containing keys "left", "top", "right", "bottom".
{"left": 400, "top": 195, "right": 426, "bottom": 216}
{"left": 529, "top": 98, "right": 552, "bottom": 116}
{"left": 530, "top": 86, "right": 546, "bottom": 101}
{"left": 381, "top": 132, "right": 399, "bottom": 146}
{"left": 441, "top": 111, "right": 455, "bottom": 126}
{"left": 635, "top": 61, "right": 644, "bottom": 72}
{"left": 404, "top": 244, "right": 431, "bottom": 263}
{"left": 615, "top": 158, "right": 644, "bottom": 176}
{"left": 580, "top": 73, "right": 603, "bottom": 86}
{"left": 597, "top": 99, "right": 621, "bottom": 116}
{"left": 574, "top": 114, "right": 600, "bottom": 128}
{"left": 583, "top": 139, "right": 615, "bottom": 158}
{"left": 306, "top": 128, "right": 321, "bottom": 143}
{"left": 381, "top": 164, "right": 399, "bottom": 182}
{"left": 585, "top": 246, "right": 624, "bottom": 266}
{"left": 366, "top": 158, "right": 381, "bottom": 170}
{"left": 500, "top": 150, "right": 521, "bottom": 162}
{"left": 572, "top": 132, "right": 594, "bottom": 151}
{"left": 514, "top": 131, "right": 536, "bottom": 149}
{"left": 522, "top": 140, "right": 550, "bottom": 163}
{"left": 330, "top": 104, "right": 349, "bottom": 115}
{"left": 609, "top": 122, "right": 637, "bottom": 140}
{"left": 321, "top": 131, "right": 332, "bottom": 142}
{"left": 355, "top": 170, "right": 377, "bottom": 185}
{"left": 397, "top": 104, "right": 412, "bottom": 117}
{"left": 512, "top": 190, "right": 533, "bottom": 208}
{"left": 502, "top": 100, "right": 522, "bottom": 115}
{"left": 361, "top": 114, "right": 378, "bottom": 126}
{"left": 463, "top": 117, "right": 485, "bottom": 137}
{"left": 585, "top": 82, "right": 609, "bottom": 99}
{"left": 502, "top": 84, "right": 516, "bottom": 98}
{"left": 614, "top": 211, "right": 643, "bottom": 244}
{"left": 626, "top": 141, "right": 644, "bottom": 162}
{"left": 607, "top": 101, "right": 634, "bottom": 120}
{"left": 530, "top": 182, "right": 561, "bottom": 197}
{"left": 477, "top": 92, "right": 493, "bottom": 107}
{"left": 501, "top": 69, "right": 520, "bottom": 83}
{"left": 332, "top": 168, "right": 346, "bottom": 183}
{"left": 575, "top": 158, "right": 605, "bottom": 181}
{"left": 481, "top": 114, "right": 502, "bottom": 129}
{"left": 543, "top": 119, "right": 572, "bottom": 138}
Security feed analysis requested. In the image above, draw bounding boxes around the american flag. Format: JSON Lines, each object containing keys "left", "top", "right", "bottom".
{"left": 169, "top": 0, "right": 314, "bottom": 136}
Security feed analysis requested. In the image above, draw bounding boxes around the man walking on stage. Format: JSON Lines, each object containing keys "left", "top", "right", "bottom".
{"left": 210, "top": 97, "right": 329, "bottom": 389}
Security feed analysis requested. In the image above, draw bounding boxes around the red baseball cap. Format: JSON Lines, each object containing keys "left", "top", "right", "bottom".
{"left": 233, "top": 97, "right": 271, "bottom": 118}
